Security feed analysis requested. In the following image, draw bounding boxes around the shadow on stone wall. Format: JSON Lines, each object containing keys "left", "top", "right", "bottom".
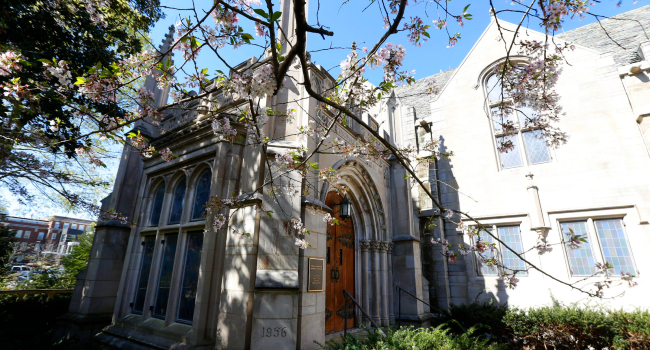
{"left": 421, "top": 136, "right": 509, "bottom": 311}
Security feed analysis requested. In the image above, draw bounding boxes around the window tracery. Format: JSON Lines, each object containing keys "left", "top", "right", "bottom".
{"left": 149, "top": 182, "right": 166, "bottom": 226}
{"left": 484, "top": 73, "right": 551, "bottom": 169}
{"left": 169, "top": 176, "right": 187, "bottom": 224}
{"left": 191, "top": 170, "right": 211, "bottom": 221}
{"left": 132, "top": 170, "right": 208, "bottom": 325}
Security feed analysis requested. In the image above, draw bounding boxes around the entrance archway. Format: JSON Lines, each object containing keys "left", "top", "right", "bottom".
{"left": 325, "top": 191, "right": 356, "bottom": 334}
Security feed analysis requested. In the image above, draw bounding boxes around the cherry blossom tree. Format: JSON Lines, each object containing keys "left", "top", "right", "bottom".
{"left": 0, "top": 0, "right": 643, "bottom": 298}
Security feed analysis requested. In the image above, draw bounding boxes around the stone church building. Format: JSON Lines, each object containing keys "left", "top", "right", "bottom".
{"left": 59, "top": 4, "right": 650, "bottom": 349}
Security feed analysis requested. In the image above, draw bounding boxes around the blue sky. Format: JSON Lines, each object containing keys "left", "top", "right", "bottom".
{"left": 148, "top": 0, "right": 646, "bottom": 85}
{"left": 5, "top": 0, "right": 644, "bottom": 219}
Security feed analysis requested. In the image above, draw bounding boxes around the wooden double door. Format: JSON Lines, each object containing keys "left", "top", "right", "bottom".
{"left": 325, "top": 192, "right": 356, "bottom": 334}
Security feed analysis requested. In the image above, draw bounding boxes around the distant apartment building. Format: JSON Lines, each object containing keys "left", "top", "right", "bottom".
{"left": 0, "top": 214, "right": 95, "bottom": 262}
{"left": 43, "top": 216, "right": 95, "bottom": 255}
{"left": 0, "top": 215, "right": 49, "bottom": 263}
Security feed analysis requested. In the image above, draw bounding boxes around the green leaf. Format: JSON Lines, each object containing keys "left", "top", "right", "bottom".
{"left": 201, "top": 68, "right": 208, "bottom": 75}
{"left": 37, "top": 58, "right": 52, "bottom": 64}
{"left": 462, "top": 4, "right": 471, "bottom": 13}
{"left": 254, "top": 8, "right": 269, "bottom": 19}
{"left": 270, "top": 11, "right": 282, "bottom": 22}
{"left": 423, "top": 32, "right": 430, "bottom": 38}
{"left": 276, "top": 42, "right": 282, "bottom": 52}
{"left": 191, "top": 36, "right": 201, "bottom": 48}
{"left": 74, "top": 77, "right": 86, "bottom": 85}
{"left": 242, "top": 33, "right": 254, "bottom": 44}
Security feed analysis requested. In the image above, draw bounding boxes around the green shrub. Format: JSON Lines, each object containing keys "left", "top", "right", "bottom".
{"left": 434, "top": 301, "right": 509, "bottom": 341}
{"left": 320, "top": 326, "right": 507, "bottom": 350}
{"left": 505, "top": 306, "right": 650, "bottom": 350}
{"left": 321, "top": 304, "right": 650, "bottom": 350}
{"left": 0, "top": 293, "right": 100, "bottom": 349}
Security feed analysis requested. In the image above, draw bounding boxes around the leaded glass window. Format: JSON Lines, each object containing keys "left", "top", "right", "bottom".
{"left": 149, "top": 183, "right": 166, "bottom": 226}
{"left": 484, "top": 73, "right": 551, "bottom": 169}
{"left": 169, "top": 177, "right": 187, "bottom": 224}
{"left": 496, "top": 134, "right": 523, "bottom": 168}
{"left": 486, "top": 74, "right": 507, "bottom": 103}
{"left": 191, "top": 170, "right": 211, "bottom": 221}
{"left": 561, "top": 222, "right": 597, "bottom": 276}
{"left": 153, "top": 234, "right": 178, "bottom": 319}
{"left": 594, "top": 219, "right": 635, "bottom": 276}
{"left": 498, "top": 226, "right": 527, "bottom": 275}
{"left": 176, "top": 231, "right": 204, "bottom": 323}
{"left": 475, "top": 228, "right": 498, "bottom": 276}
{"left": 133, "top": 235, "right": 156, "bottom": 314}
{"left": 523, "top": 130, "right": 551, "bottom": 164}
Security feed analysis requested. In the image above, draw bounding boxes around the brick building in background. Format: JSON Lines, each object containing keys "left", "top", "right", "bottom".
{"left": 0, "top": 214, "right": 95, "bottom": 263}
{"left": 0, "top": 215, "right": 49, "bottom": 263}
{"left": 43, "top": 216, "right": 95, "bottom": 255}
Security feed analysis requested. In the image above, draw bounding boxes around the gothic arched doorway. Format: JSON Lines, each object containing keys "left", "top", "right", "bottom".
{"left": 325, "top": 191, "right": 356, "bottom": 334}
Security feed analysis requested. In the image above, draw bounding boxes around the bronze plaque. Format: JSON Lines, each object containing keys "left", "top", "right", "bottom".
{"left": 308, "top": 258, "right": 324, "bottom": 292}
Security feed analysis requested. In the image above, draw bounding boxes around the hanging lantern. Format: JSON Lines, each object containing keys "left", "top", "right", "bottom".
{"left": 340, "top": 195, "right": 352, "bottom": 219}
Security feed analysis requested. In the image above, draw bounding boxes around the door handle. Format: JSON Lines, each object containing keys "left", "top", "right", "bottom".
{"left": 331, "top": 267, "right": 336, "bottom": 281}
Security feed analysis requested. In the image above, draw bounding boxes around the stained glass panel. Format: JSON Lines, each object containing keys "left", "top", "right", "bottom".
{"left": 561, "top": 222, "right": 596, "bottom": 276}
{"left": 191, "top": 170, "right": 211, "bottom": 221}
{"left": 169, "top": 177, "right": 187, "bottom": 224}
{"left": 149, "top": 183, "right": 165, "bottom": 226}
{"left": 153, "top": 234, "right": 178, "bottom": 319}
{"left": 594, "top": 219, "right": 635, "bottom": 276}
{"left": 133, "top": 235, "right": 156, "bottom": 314}
{"left": 498, "top": 226, "right": 526, "bottom": 275}
{"left": 523, "top": 130, "right": 551, "bottom": 164}
{"left": 177, "top": 231, "right": 204, "bottom": 323}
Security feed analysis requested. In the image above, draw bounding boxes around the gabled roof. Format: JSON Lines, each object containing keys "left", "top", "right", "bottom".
{"left": 556, "top": 4, "right": 650, "bottom": 66}
{"left": 393, "top": 68, "right": 456, "bottom": 119}
{"left": 396, "top": 5, "right": 650, "bottom": 116}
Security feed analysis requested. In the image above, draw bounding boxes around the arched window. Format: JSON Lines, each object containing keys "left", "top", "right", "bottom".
{"left": 191, "top": 170, "right": 211, "bottom": 221}
{"left": 168, "top": 176, "right": 187, "bottom": 224}
{"left": 149, "top": 182, "right": 166, "bottom": 226}
{"left": 485, "top": 73, "right": 551, "bottom": 169}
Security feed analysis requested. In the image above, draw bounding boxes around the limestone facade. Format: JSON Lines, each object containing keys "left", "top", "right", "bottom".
{"left": 61, "top": 4, "right": 650, "bottom": 350}
{"left": 393, "top": 6, "right": 650, "bottom": 310}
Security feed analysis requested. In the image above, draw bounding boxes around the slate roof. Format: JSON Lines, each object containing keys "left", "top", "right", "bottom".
{"left": 556, "top": 4, "right": 650, "bottom": 66}
{"left": 395, "top": 5, "right": 650, "bottom": 117}
{"left": 393, "top": 68, "right": 456, "bottom": 119}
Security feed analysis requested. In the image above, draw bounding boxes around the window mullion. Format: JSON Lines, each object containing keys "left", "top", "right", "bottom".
{"left": 587, "top": 218, "right": 604, "bottom": 265}
{"left": 518, "top": 131, "right": 530, "bottom": 166}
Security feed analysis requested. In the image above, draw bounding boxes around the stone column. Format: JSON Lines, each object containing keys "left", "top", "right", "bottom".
{"left": 360, "top": 240, "right": 371, "bottom": 326}
{"left": 370, "top": 241, "right": 381, "bottom": 325}
{"left": 387, "top": 243, "right": 395, "bottom": 325}
{"left": 379, "top": 242, "right": 389, "bottom": 326}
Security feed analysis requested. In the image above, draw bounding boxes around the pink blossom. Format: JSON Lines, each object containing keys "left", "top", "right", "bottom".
{"left": 295, "top": 237, "right": 309, "bottom": 249}
{"left": 0, "top": 50, "right": 22, "bottom": 76}
{"left": 255, "top": 21, "right": 266, "bottom": 37}
{"left": 160, "top": 148, "right": 173, "bottom": 162}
